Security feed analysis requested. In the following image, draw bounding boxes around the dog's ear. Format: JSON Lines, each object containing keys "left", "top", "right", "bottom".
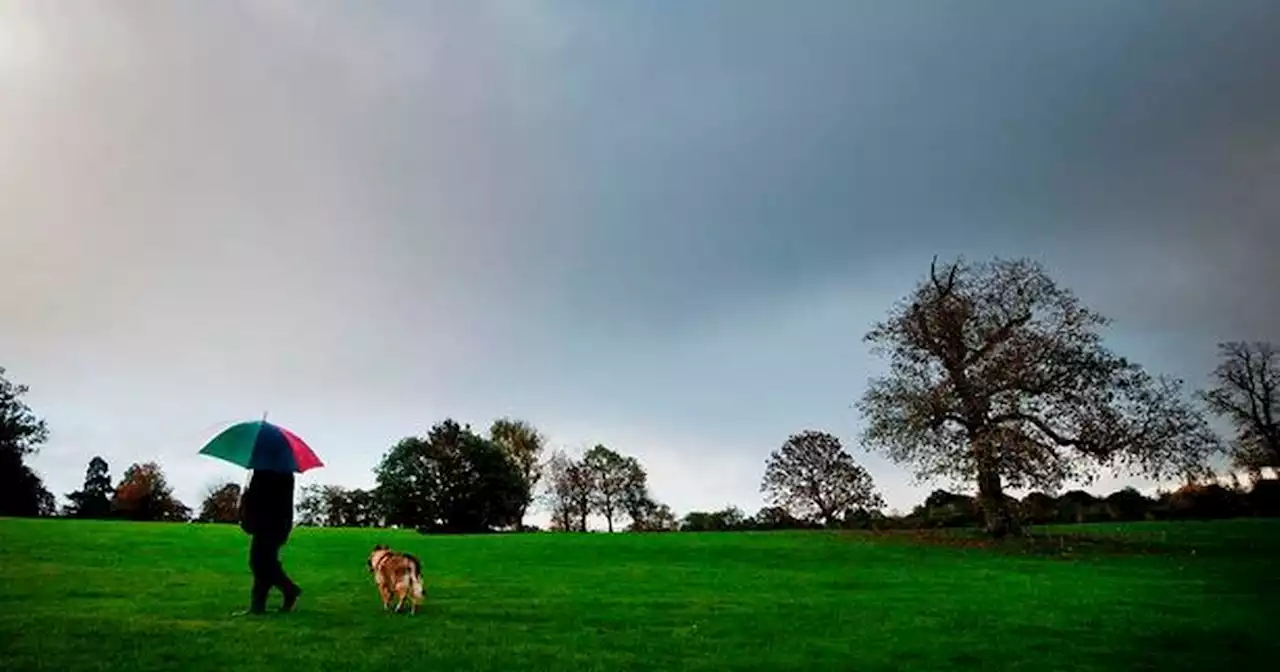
{"left": 373, "top": 544, "right": 387, "bottom": 551}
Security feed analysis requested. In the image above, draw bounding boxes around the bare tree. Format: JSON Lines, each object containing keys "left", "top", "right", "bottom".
{"left": 544, "top": 449, "right": 592, "bottom": 531}
{"left": 760, "top": 430, "right": 884, "bottom": 526}
{"left": 1202, "top": 341, "right": 1279, "bottom": 476}
{"left": 858, "top": 255, "right": 1222, "bottom": 537}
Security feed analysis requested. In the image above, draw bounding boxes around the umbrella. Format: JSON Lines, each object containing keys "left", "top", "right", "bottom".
{"left": 198, "top": 419, "right": 324, "bottom": 473}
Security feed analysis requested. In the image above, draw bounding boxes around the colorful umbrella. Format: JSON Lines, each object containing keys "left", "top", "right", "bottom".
{"left": 198, "top": 420, "right": 324, "bottom": 473}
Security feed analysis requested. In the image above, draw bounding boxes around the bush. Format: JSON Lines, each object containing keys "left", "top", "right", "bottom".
{"left": 1102, "top": 487, "right": 1154, "bottom": 522}
{"left": 1246, "top": 479, "right": 1280, "bottom": 517}
{"left": 1163, "top": 483, "right": 1247, "bottom": 520}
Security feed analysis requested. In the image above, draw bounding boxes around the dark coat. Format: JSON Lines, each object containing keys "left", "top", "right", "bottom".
{"left": 239, "top": 470, "right": 295, "bottom": 542}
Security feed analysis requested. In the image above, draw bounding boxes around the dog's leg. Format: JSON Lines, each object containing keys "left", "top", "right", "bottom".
{"left": 411, "top": 576, "right": 424, "bottom": 615}
{"left": 379, "top": 582, "right": 391, "bottom": 611}
{"left": 391, "top": 578, "right": 407, "bottom": 613}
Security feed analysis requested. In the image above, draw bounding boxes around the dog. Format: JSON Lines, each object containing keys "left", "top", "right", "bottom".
{"left": 367, "top": 544, "right": 425, "bottom": 614}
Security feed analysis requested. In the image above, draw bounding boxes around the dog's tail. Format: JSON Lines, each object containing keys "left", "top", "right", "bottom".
{"left": 405, "top": 553, "right": 424, "bottom": 600}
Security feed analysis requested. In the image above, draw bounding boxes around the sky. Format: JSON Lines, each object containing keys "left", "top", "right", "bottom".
{"left": 2, "top": 1, "right": 1278, "bottom": 526}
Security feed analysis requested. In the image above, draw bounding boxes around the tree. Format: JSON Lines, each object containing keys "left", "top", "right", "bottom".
{"left": 679, "top": 511, "right": 716, "bottom": 532}
{"left": 111, "top": 461, "right": 191, "bottom": 522}
{"left": 1020, "top": 492, "right": 1058, "bottom": 525}
{"left": 858, "top": 256, "right": 1222, "bottom": 536}
{"left": 618, "top": 458, "right": 654, "bottom": 528}
{"left": 753, "top": 505, "right": 807, "bottom": 530}
{"left": 296, "top": 484, "right": 324, "bottom": 526}
{"left": 298, "top": 484, "right": 381, "bottom": 527}
{"left": 1056, "top": 490, "right": 1103, "bottom": 524}
{"left": 373, "top": 419, "right": 526, "bottom": 533}
{"left": 680, "top": 506, "right": 747, "bottom": 532}
{"left": 912, "top": 489, "right": 981, "bottom": 528}
{"left": 712, "top": 505, "right": 747, "bottom": 530}
{"left": 63, "top": 456, "right": 114, "bottom": 518}
{"left": 1102, "top": 486, "right": 1153, "bottom": 522}
{"left": 544, "top": 449, "right": 592, "bottom": 531}
{"left": 1201, "top": 341, "right": 1279, "bottom": 477}
{"left": 583, "top": 444, "right": 636, "bottom": 532}
{"left": 0, "top": 366, "right": 56, "bottom": 517}
{"left": 630, "top": 502, "right": 679, "bottom": 532}
{"left": 373, "top": 437, "right": 432, "bottom": 528}
{"left": 343, "top": 488, "right": 379, "bottom": 527}
{"left": 761, "top": 430, "right": 884, "bottom": 527}
{"left": 488, "top": 418, "right": 546, "bottom": 530}
{"left": 198, "top": 482, "right": 242, "bottom": 523}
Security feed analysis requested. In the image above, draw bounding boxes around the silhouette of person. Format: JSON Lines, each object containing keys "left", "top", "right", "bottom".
{"left": 236, "top": 469, "right": 301, "bottom": 615}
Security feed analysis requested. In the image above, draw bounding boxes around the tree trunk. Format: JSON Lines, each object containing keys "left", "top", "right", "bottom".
{"left": 605, "top": 510, "right": 614, "bottom": 533}
{"left": 976, "top": 465, "right": 1018, "bottom": 538}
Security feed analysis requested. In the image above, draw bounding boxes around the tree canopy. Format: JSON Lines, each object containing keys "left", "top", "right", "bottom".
{"left": 197, "top": 482, "right": 242, "bottom": 523}
{"left": 761, "top": 430, "right": 884, "bottom": 526}
{"left": 112, "top": 461, "right": 191, "bottom": 522}
{"left": 583, "top": 444, "right": 645, "bottom": 533}
{"left": 488, "top": 417, "right": 546, "bottom": 529}
{"left": 0, "top": 366, "right": 55, "bottom": 517}
{"left": 64, "top": 456, "right": 113, "bottom": 518}
{"left": 857, "top": 255, "right": 1222, "bottom": 536}
{"left": 373, "top": 419, "right": 527, "bottom": 533}
{"left": 297, "top": 484, "right": 380, "bottom": 527}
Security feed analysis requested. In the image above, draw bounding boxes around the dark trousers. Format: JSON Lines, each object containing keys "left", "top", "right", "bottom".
{"left": 249, "top": 535, "right": 298, "bottom": 610}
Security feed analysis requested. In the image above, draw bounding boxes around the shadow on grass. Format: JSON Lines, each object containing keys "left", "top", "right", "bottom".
{"left": 844, "top": 519, "right": 1280, "bottom": 565}
{"left": 852, "top": 527, "right": 1191, "bottom": 559}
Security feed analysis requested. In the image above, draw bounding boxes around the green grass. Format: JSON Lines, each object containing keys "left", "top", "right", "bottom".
{"left": 1, "top": 518, "right": 1276, "bottom": 671}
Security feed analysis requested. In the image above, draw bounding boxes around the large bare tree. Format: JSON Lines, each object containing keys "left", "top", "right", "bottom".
{"left": 1201, "top": 341, "right": 1279, "bottom": 477}
{"left": 760, "top": 430, "right": 884, "bottom": 527}
{"left": 857, "top": 256, "right": 1222, "bottom": 536}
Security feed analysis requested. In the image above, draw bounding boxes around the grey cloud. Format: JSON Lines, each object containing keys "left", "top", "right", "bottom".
{"left": 4, "top": 2, "right": 1279, "bottom": 519}
{"left": 513, "top": 1, "right": 1280, "bottom": 336}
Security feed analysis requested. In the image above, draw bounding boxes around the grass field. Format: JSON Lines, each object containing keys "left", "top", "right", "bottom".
{"left": 1, "top": 518, "right": 1277, "bottom": 671}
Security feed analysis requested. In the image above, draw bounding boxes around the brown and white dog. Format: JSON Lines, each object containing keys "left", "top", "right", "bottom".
{"left": 367, "top": 544, "right": 425, "bottom": 614}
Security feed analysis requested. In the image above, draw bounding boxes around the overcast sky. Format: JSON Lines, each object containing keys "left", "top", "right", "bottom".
{"left": 2, "top": 1, "right": 1278, "bottom": 525}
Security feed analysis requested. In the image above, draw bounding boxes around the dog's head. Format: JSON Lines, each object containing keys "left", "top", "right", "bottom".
{"left": 368, "top": 544, "right": 390, "bottom": 572}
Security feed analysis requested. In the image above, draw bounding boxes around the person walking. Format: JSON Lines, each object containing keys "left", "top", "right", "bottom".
{"left": 236, "top": 468, "right": 302, "bottom": 615}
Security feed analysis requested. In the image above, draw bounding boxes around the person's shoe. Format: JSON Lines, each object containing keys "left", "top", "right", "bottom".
{"left": 232, "top": 606, "right": 267, "bottom": 617}
{"left": 280, "top": 586, "right": 302, "bottom": 613}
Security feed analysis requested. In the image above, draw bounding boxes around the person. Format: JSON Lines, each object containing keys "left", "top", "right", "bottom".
{"left": 236, "top": 468, "right": 301, "bottom": 615}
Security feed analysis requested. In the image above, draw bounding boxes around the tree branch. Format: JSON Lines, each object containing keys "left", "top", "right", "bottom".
{"left": 989, "top": 411, "right": 1081, "bottom": 448}
{"left": 965, "top": 311, "right": 1032, "bottom": 367}
{"left": 929, "top": 255, "right": 958, "bottom": 299}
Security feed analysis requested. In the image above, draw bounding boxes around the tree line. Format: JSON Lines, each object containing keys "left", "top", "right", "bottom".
{"left": 677, "top": 478, "right": 1280, "bottom": 532}
{"left": 2, "top": 450, "right": 198, "bottom": 523}
{"left": 293, "top": 422, "right": 673, "bottom": 533}
{"left": 3, "top": 255, "right": 1278, "bottom": 537}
